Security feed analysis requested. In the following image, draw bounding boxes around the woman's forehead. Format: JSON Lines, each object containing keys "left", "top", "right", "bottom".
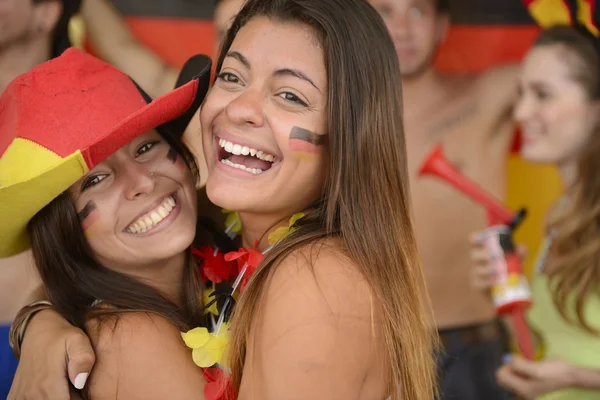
{"left": 230, "top": 18, "right": 324, "bottom": 67}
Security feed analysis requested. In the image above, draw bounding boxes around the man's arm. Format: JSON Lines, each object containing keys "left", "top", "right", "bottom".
{"left": 86, "top": 312, "right": 206, "bottom": 399}
{"left": 479, "top": 63, "right": 521, "bottom": 137}
{"left": 80, "top": 0, "right": 180, "bottom": 99}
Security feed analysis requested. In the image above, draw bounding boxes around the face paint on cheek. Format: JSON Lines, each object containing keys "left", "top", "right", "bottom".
{"left": 289, "top": 126, "right": 326, "bottom": 161}
{"left": 167, "top": 147, "right": 185, "bottom": 170}
{"left": 77, "top": 201, "right": 101, "bottom": 237}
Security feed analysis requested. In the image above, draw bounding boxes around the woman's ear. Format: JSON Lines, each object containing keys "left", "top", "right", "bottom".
{"left": 30, "top": 0, "right": 63, "bottom": 37}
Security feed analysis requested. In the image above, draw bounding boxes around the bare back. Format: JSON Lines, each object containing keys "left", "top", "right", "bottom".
{"left": 404, "top": 67, "right": 518, "bottom": 328}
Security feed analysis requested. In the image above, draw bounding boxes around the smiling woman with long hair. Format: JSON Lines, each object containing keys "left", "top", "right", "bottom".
{"left": 1, "top": 48, "right": 213, "bottom": 399}
{"left": 202, "top": 1, "right": 437, "bottom": 398}
{"left": 8, "top": 1, "right": 437, "bottom": 399}
{"left": 471, "top": 25, "right": 600, "bottom": 400}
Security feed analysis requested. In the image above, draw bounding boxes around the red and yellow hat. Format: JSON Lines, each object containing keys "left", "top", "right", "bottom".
{"left": 0, "top": 48, "right": 211, "bottom": 257}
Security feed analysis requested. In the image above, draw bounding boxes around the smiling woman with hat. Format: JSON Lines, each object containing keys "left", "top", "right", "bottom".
{"left": 1, "top": 47, "right": 213, "bottom": 399}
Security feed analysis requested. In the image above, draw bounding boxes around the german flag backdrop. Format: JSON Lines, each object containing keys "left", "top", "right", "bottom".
{"left": 102, "top": 0, "right": 563, "bottom": 275}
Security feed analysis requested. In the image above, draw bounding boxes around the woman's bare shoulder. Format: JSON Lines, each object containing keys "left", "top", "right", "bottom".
{"left": 239, "top": 239, "right": 386, "bottom": 399}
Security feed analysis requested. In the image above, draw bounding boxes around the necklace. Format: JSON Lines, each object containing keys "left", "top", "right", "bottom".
{"left": 182, "top": 211, "right": 305, "bottom": 399}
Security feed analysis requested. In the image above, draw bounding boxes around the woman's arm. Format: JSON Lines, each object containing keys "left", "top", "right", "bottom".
{"left": 8, "top": 308, "right": 95, "bottom": 400}
{"left": 497, "top": 356, "right": 600, "bottom": 398}
{"left": 572, "top": 365, "right": 600, "bottom": 389}
{"left": 238, "top": 242, "right": 387, "bottom": 400}
{"left": 85, "top": 313, "right": 206, "bottom": 399}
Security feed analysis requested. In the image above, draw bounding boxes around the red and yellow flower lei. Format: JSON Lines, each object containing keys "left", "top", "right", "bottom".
{"left": 182, "top": 212, "right": 304, "bottom": 400}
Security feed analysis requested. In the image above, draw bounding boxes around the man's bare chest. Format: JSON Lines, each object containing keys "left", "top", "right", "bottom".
{"left": 404, "top": 100, "right": 506, "bottom": 196}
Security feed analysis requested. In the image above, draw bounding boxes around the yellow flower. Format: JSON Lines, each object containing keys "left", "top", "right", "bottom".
{"left": 181, "top": 325, "right": 230, "bottom": 368}
{"left": 268, "top": 212, "right": 305, "bottom": 245}
{"left": 222, "top": 209, "right": 242, "bottom": 236}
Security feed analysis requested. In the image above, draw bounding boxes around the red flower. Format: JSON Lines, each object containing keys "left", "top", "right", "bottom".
{"left": 203, "top": 367, "right": 234, "bottom": 400}
{"left": 224, "top": 247, "right": 264, "bottom": 291}
{"left": 192, "top": 246, "right": 237, "bottom": 284}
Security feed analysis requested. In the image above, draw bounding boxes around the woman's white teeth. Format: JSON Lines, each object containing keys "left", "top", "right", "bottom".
{"left": 126, "top": 196, "right": 176, "bottom": 234}
{"left": 219, "top": 138, "right": 275, "bottom": 162}
{"left": 220, "top": 158, "right": 263, "bottom": 175}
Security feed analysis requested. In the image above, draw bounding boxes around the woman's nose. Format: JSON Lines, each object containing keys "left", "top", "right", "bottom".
{"left": 225, "top": 89, "right": 265, "bottom": 128}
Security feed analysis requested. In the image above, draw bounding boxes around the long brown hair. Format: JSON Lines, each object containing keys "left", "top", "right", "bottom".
{"left": 536, "top": 26, "right": 600, "bottom": 333}
{"left": 219, "top": 0, "right": 437, "bottom": 398}
{"left": 27, "top": 130, "right": 205, "bottom": 333}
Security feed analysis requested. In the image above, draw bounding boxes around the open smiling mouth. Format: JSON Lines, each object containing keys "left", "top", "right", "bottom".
{"left": 218, "top": 138, "right": 277, "bottom": 175}
{"left": 125, "top": 194, "right": 178, "bottom": 234}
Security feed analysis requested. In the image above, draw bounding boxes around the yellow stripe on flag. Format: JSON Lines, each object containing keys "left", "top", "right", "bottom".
{"left": 527, "top": 0, "right": 599, "bottom": 35}
{"left": 527, "top": 0, "right": 573, "bottom": 28}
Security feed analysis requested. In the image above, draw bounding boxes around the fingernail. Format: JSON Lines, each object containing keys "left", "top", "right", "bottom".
{"left": 502, "top": 353, "right": 513, "bottom": 364}
{"left": 74, "top": 372, "right": 89, "bottom": 389}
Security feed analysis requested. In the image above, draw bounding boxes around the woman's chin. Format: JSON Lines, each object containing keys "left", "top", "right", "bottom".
{"left": 520, "top": 147, "right": 555, "bottom": 165}
{"left": 206, "top": 180, "right": 248, "bottom": 211}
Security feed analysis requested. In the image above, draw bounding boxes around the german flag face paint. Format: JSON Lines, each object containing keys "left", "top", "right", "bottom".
{"left": 167, "top": 147, "right": 186, "bottom": 172}
{"left": 289, "top": 126, "right": 326, "bottom": 160}
{"left": 78, "top": 201, "right": 101, "bottom": 237}
{"left": 167, "top": 147, "right": 178, "bottom": 163}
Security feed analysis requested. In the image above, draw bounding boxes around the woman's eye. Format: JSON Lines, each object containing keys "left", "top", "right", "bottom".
{"left": 376, "top": 5, "right": 392, "bottom": 18}
{"left": 81, "top": 174, "right": 107, "bottom": 191}
{"left": 217, "top": 72, "right": 240, "bottom": 84}
{"left": 136, "top": 141, "right": 160, "bottom": 157}
{"left": 536, "top": 90, "right": 550, "bottom": 100}
{"left": 278, "top": 92, "right": 308, "bottom": 107}
{"left": 408, "top": 6, "right": 424, "bottom": 19}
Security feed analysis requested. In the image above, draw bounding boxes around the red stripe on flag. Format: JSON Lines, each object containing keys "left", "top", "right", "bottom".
{"left": 436, "top": 25, "right": 541, "bottom": 72}
{"left": 126, "top": 17, "right": 216, "bottom": 66}
{"left": 511, "top": 128, "right": 523, "bottom": 153}
{"left": 87, "top": 17, "right": 217, "bottom": 67}
{"left": 589, "top": 0, "right": 599, "bottom": 30}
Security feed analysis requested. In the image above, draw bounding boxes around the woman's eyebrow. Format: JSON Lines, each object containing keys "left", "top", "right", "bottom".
{"left": 273, "top": 68, "right": 321, "bottom": 93}
{"left": 226, "top": 51, "right": 251, "bottom": 70}
{"left": 226, "top": 51, "right": 320, "bottom": 92}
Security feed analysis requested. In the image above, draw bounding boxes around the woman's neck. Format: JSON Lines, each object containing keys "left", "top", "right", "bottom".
{"left": 239, "top": 212, "right": 292, "bottom": 252}
{"left": 120, "top": 252, "right": 187, "bottom": 306}
{"left": 558, "top": 160, "right": 578, "bottom": 193}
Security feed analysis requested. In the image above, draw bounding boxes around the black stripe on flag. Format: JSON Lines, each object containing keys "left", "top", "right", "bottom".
{"left": 112, "top": 0, "right": 214, "bottom": 20}
{"left": 112, "top": 0, "right": 538, "bottom": 25}
{"left": 449, "top": 0, "right": 536, "bottom": 25}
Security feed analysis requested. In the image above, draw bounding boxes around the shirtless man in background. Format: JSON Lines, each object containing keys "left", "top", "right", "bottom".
{"left": 369, "top": 0, "right": 519, "bottom": 398}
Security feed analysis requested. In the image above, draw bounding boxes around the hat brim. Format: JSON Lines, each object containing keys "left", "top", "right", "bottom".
{"left": 133, "top": 54, "right": 212, "bottom": 139}
{"left": 0, "top": 55, "right": 212, "bottom": 257}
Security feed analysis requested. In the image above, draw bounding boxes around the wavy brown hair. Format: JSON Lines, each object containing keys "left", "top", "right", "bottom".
{"left": 536, "top": 26, "right": 600, "bottom": 333}
{"left": 218, "top": 0, "right": 437, "bottom": 398}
